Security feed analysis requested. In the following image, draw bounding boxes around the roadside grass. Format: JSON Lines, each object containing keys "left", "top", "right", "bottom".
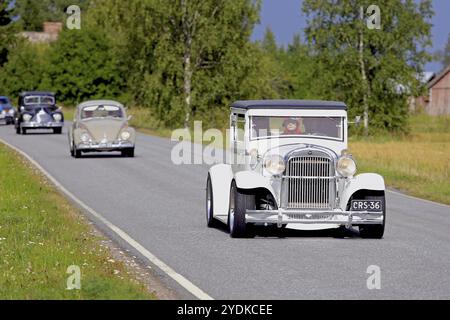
{"left": 0, "top": 144, "right": 154, "bottom": 299}
{"left": 349, "top": 114, "right": 450, "bottom": 205}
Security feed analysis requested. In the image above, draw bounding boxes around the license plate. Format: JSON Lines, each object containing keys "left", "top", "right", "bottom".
{"left": 350, "top": 200, "right": 383, "bottom": 212}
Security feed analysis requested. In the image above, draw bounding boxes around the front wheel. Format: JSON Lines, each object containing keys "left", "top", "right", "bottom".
{"left": 206, "top": 174, "right": 218, "bottom": 228}
{"left": 53, "top": 127, "right": 62, "bottom": 134}
{"left": 74, "top": 146, "right": 82, "bottom": 158}
{"left": 228, "top": 181, "right": 255, "bottom": 238}
{"left": 16, "top": 124, "right": 21, "bottom": 134}
{"left": 121, "top": 148, "right": 134, "bottom": 157}
{"left": 358, "top": 194, "right": 386, "bottom": 239}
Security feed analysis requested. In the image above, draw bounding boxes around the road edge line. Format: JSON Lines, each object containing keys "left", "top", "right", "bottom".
{"left": 0, "top": 137, "right": 214, "bottom": 300}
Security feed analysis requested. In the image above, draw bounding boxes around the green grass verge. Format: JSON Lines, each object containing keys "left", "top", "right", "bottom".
{"left": 350, "top": 114, "right": 450, "bottom": 205}
{"left": 0, "top": 144, "right": 154, "bottom": 299}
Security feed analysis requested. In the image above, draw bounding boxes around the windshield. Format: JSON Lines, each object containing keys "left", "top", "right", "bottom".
{"left": 250, "top": 116, "right": 344, "bottom": 141}
{"left": 24, "top": 96, "right": 55, "bottom": 105}
{"left": 0, "top": 98, "right": 9, "bottom": 105}
{"left": 80, "top": 105, "right": 123, "bottom": 120}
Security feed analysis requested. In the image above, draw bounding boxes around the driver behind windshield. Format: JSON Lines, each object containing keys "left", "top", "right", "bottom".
{"left": 282, "top": 118, "right": 304, "bottom": 135}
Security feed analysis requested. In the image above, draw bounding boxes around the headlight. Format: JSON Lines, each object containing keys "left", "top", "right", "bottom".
{"left": 1, "top": 110, "right": 5, "bottom": 115}
{"left": 23, "top": 114, "right": 32, "bottom": 122}
{"left": 120, "top": 130, "right": 131, "bottom": 141}
{"left": 8, "top": 109, "right": 14, "bottom": 115}
{"left": 53, "top": 113, "right": 62, "bottom": 122}
{"left": 337, "top": 156, "right": 357, "bottom": 177}
{"left": 80, "top": 133, "right": 90, "bottom": 143}
{"left": 263, "top": 154, "right": 285, "bottom": 175}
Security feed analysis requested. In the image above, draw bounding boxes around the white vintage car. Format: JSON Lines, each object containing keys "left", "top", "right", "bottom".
{"left": 206, "top": 100, "right": 386, "bottom": 239}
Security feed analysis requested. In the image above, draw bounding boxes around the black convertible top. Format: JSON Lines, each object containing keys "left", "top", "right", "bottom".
{"left": 231, "top": 100, "right": 347, "bottom": 110}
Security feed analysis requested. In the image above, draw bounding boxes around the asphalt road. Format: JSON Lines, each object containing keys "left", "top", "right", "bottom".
{"left": 1, "top": 123, "right": 449, "bottom": 299}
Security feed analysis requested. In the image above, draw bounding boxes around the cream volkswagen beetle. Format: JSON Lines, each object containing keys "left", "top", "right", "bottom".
{"left": 68, "top": 100, "right": 135, "bottom": 158}
{"left": 206, "top": 100, "right": 386, "bottom": 238}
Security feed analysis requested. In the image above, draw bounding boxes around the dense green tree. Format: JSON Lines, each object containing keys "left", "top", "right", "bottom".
{"left": 13, "top": 0, "right": 90, "bottom": 31}
{"left": 0, "top": 41, "right": 51, "bottom": 98}
{"left": 46, "top": 27, "right": 123, "bottom": 105}
{"left": 91, "top": 0, "right": 263, "bottom": 129}
{"left": 303, "top": 0, "right": 433, "bottom": 134}
{"left": 0, "top": 0, "right": 15, "bottom": 67}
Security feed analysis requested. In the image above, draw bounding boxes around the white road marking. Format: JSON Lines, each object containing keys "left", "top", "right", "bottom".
{"left": 0, "top": 137, "right": 213, "bottom": 300}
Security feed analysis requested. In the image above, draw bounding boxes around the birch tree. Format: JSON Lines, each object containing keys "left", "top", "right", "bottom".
{"left": 303, "top": 0, "right": 433, "bottom": 133}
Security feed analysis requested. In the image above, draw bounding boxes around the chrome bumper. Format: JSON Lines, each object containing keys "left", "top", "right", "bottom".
{"left": 22, "top": 121, "right": 63, "bottom": 128}
{"left": 78, "top": 141, "right": 134, "bottom": 151}
{"left": 246, "top": 209, "right": 384, "bottom": 228}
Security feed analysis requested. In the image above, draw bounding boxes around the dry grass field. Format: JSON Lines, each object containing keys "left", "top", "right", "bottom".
{"left": 350, "top": 115, "right": 450, "bottom": 205}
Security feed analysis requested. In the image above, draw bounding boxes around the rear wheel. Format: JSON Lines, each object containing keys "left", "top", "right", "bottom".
{"left": 228, "top": 181, "right": 255, "bottom": 238}
{"left": 206, "top": 174, "right": 218, "bottom": 228}
{"left": 358, "top": 194, "right": 386, "bottom": 239}
{"left": 21, "top": 127, "right": 27, "bottom": 135}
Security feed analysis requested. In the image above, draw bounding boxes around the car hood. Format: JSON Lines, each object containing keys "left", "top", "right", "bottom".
{"left": 80, "top": 119, "right": 127, "bottom": 142}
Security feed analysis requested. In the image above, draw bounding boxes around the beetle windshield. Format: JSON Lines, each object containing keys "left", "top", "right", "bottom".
{"left": 24, "top": 96, "right": 55, "bottom": 105}
{"left": 250, "top": 116, "right": 344, "bottom": 141}
{"left": 80, "top": 105, "right": 123, "bottom": 120}
{"left": 0, "top": 98, "right": 9, "bottom": 104}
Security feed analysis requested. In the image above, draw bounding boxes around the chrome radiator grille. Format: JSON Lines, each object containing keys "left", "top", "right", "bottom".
{"left": 284, "top": 153, "right": 335, "bottom": 209}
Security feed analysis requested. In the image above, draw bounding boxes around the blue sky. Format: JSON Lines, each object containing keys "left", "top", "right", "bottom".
{"left": 252, "top": 0, "right": 450, "bottom": 73}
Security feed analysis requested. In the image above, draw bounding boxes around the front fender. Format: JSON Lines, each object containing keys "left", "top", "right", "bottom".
{"left": 209, "top": 164, "right": 234, "bottom": 216}
{"left": 235, "top": 171, "right": 277, "bottom": 199}
{"left": 339, "top": 173, "right": 385, "bottom": 210}
{"left": 73, "top": 128, "right": 84, "bottom": 145}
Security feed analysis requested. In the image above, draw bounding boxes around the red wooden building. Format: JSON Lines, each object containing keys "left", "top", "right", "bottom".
{"left": 427, "top": 65, "right": 450, "bottom": 115}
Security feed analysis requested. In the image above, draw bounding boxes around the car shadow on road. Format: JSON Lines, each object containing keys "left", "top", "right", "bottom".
{"left": 252, "top": 226, "right": 361, "bottom": 239}
{"left": 212, "top": 221, "right": 361, "bottom": 239}
{"left": 77, "top": 153, "right": 126, "bottom": 159}
{"left": 21, "top": 131, "right": 62, "bottom": 135}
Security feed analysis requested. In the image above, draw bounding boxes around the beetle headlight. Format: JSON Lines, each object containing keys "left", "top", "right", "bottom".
{"left": 23, "top": 114, "right": 32, "bottom": 122}
{"left": 337, "top": 156, "right": 357, "bottom": 177}
{"left": 263, "top": 154, "right": 285, "bottom": 175}
{"left": 8, "top": 109, "right": 14, "bottom": 115}
{"left": 80, "top": 133, "right": 90, "bottom": 143}
{"left": 53, "top": 113, "right": 62, "bottom": 122}
{"left": 120, "top": 130, "right": 131, "bottom": 141}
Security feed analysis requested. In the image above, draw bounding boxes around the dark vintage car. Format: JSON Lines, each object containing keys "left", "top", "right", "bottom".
{"left": 0, "top": 96, "right": 15, "bottom": 125}
{"left": 15, "top": 91, "right": 64, "bottom": 134}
